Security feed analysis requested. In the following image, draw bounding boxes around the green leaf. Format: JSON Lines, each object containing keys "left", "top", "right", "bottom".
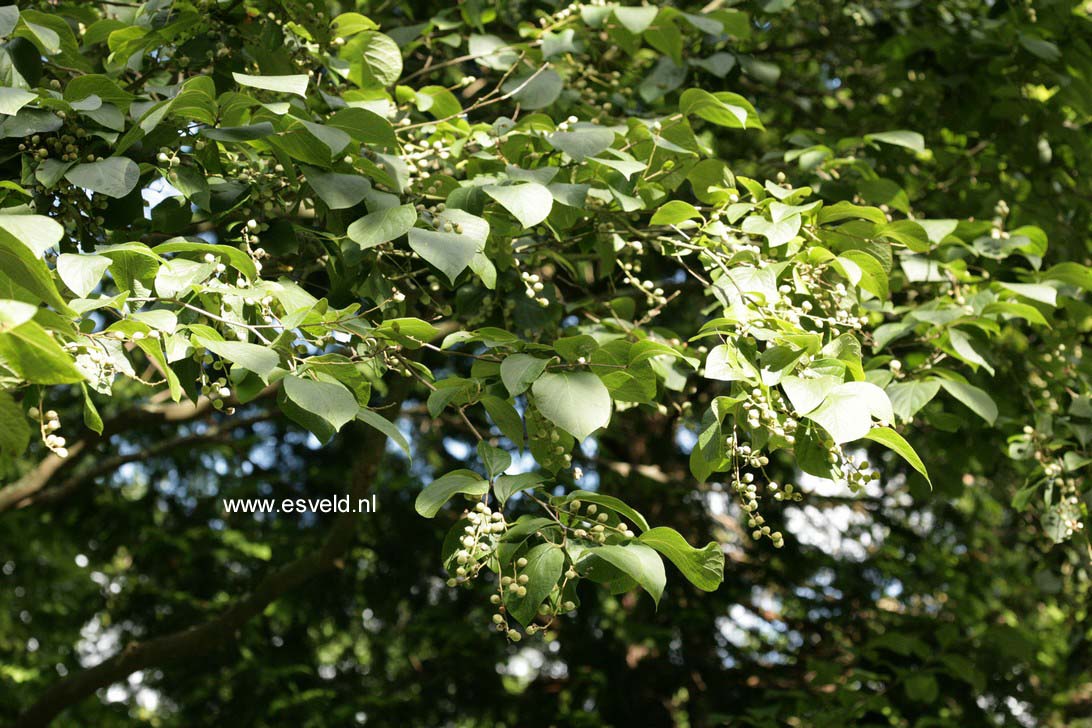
{"left": 0, "top": 299, "right": 37, "bottom": 330}
{"left": 202, "top": 122, "right": 276, "bottom": 142}
{"left": 547, "top": 127, "right": 615, "bottom": 162}
{"left": 613, "top": 5, "right": 659, "bottom": 33}
{"left": 484, "top": 182, "right": 553, "bottom": 228}
{"left": 743, "top": 213, "right": 800, "bottom": 247}
{"left": 64, "top": 158, "right": 140, "bottom": 198}
{"left": 500, "top": 354, "right": 550, "bottom": 396}
{"left": 531, "top": 371, "right": 611, "bottom": 441}
{"left": 947, "top": 328, "right": 994, "bottom": 376}
{"left": 375, "top": 317, "right": 439, "bottom": 348}
{"left": 494, "top": 472, "right": 547, "bottom": 506}
{"left": 468, "top": 34, "right": 520, "bottom": 71}
{"left": 0, "top": 87, "right": 38, "bottom": 116}
{"left": 297, "top": 120, "right": 352, "bottom": 157}
{"left": 1045, "top": 261, "right": 1092, "bottom": 291}
{"left": 1012, "top": 481, "right": 1040, "bottom": 511}
{"left": 0, "top": 321, "right": 85, "bottom": 384}
{"left": 231, "top": 72, "right": 308, "bottom": 97}
{"left": 680, "top": 88, "right": 763, "bottom": 130}
{"left": 805, "top": 381, "right": 894, "bottom": 444}
{"left": 480, "top": 394, "right": 525, "bottom": 449}
{"left": 154, "top": 258, "right": 213, "bottom": 298}
{"left": 56, "top": 253, "right": 110, "bottom": 297}
{"left": 327, "top": 107, "right": 397, "bottom": 151}
{"left": 64, "top": 74, "right": 134, "bottom": 108}
{"left": 347, "top": 204, "right": 417, "bottom": 250}
{"left": 81, "top": 384, "right": 104, "bottom": 435}
{"left": 415, "top": 469, "right": 489, "bottom": 517}
{"left": 781, "top": 375, "right": 841, "bottom": 416}
{"left": 407, "top": 209, "right": 488, "bottom": 284}
{"left": 589, "top": 156, "right": 645, "bottom": 180}
{"left": 939, "top": 379, "right": 998, "bottom": 425}
{"left": 331, "top": 12, "right": 378, "bottom": 37}
{"left": 304, "top": 168, "right": 371, "bottom": 210}
{"left": 131, "top": 310, "right": 177, "bottom": 334}
{"left": 688, "top": 159, "right": 736, "bottom": 204}
{"left": 839, "top": 250, "right": 890, "bottom": 299}
{"left": 580, "top": 543, "right": 665, "bottom": 605}
{"left": 193, "top": 336, "right": 280, "bottom": 380}
{"left": 1019, "top": 34, "right": 1060, "bottom": 61}
{"left": 152, "top": 240, "right": 258, "bottom": 280}
{"left": 507, "top": 543, "right": 565, "bottom": 626}
{"left": 0, "top": 223, "right": 72, "bottom": 314}
{"left": 997, "top": 281, "right": 1057, "bottom": 307}
{"left": 563, "top": 490, "right": 650, "bottom": 532}
{"left": 0, "top": 108, "right": 62, "bottom": 139}
{"left": 692, "top": 52, "right": 737, "bottom": 77}
{"left": 0, "top": 214, "right": 64, "bottom": 256}
{"left": 638, "top": 527, "right": 724, "bottom": 592}
{"left": 982, "top": 301, "right": 1050, "bottom": 327}
{"left": 357, "top": 407, "right": 411, "bottom": 459}
{"left": 651, "top": 200, "right": 702, "bottom": 226}
{"left": 477, "top": 441, "right": 512, "bottom": 478}
{"left": 415, "top": 85, "right": 463, "bottom": 119}
{"left": 0, "top": 390, "right": 30, "bottom": 458}
{"left": 343, "top": 31, "right": 403, "bottom": 88}
{"left": 864, "top": 427, "right": 931, "bottom": 485}
{"left": 865, "top": 130, "right": 925, "bottom": 153}
{"left": 283, "top": 374, "right": 359, "bottom": 432}
{"left": 704, "top": 343, "right": 757, "bottom": 382}
{"left": 886, "top": 380, "right": 941, "bottom": 422}
{"left": 502, "top": 69, "right": 563, "bottom": 109}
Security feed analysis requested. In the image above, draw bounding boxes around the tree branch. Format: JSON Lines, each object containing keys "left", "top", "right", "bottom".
{"left": 0, "top": 387, "right": 278, "bottom": 514}
{"left": 17, "top": 412, "right": 278, "bottom": 511}
{"left": 13, "top": 379, "right": 408, "bottom": 728}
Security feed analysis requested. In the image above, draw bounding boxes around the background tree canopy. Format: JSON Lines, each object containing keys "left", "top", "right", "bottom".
{"left": 1, "top": 0, "right": 1090, "bottom": 726}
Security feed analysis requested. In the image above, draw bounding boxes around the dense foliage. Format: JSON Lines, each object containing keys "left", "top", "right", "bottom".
{"left": 1, "top": 0, "right": 1090, "bottom": 726}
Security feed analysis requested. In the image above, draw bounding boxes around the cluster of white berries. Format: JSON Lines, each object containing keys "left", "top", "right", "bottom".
{"left": 202, "top": 252, "right": 229, "bottom": 277}
{"left": 528, "top": 406, "right": 572, "bottom": 471}
{"left": 768, "top": 480, "right": 801, "bottom": 503}
{"left": 519, "top": 270, "right": 550, "bottom": 307}
{"left": 544, "top": 1, "right": 581, "bottom": 23}
{"left": 489, "top": 554, "right": 577, "bottom": 641}
{"left": 240, "top": 219, "right": 267, "bottom": 274}
{"left": 63, "top": 338, "right": 117, "bottom": 391}
{"left": 447, "top": 502, "right": 506, "bottom": 587}
{"left": 1025, "top": 425, "right": 1085, "bottom": 537}
{"left": 200, "top": 375, "right": 234, "bottom": 412}
{"left": 610, "top": 238, "right": 670, "bottom": 308}
{"left": 401, "top": 138, "right": 453, "bottom": 183}
{"left": 721, "top": 429, "right": 802, "bottom": 547}
{"left": 565, "top": 498, "right": 636, "bottom": 542}
{"left": 741, "top": 387, "right": 797, "bottom": 444}
{"left": 726, "top": 433, "right": 768, "bottom": 470}
{"left": 28, "top": 407, "right": 68, "bottom": 458}
{"left": 190, "top": 347, "right": 237, "bottom": 413}
{"left": 824, "top": 443, "right": 880, "bottom": 494}
{"left": 757, "top": 261, "right": 871, "bottom": 337}
{"left": 728, "top": 470, "right": 788, "bottom": 548}
{"left": 555, "top": 115, "right": 580, "bottom": 132}
{"left": 155, "top": 147, "right": 182, "bottom": 168}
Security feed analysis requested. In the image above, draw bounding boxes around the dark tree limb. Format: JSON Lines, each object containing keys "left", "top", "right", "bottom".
{"left": 13, "top": 383, "right": 407, "bottom": 728}
{"left": 20, "top": 412, "right": 278, "bottom": 511}
{"left": 0, "top": 386, "right": 278, "bottom": 514}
